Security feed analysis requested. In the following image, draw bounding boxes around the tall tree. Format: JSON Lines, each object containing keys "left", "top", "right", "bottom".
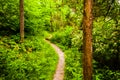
{"left": 82, "top": 0, "right": 93, "bottom": 80}
{"left": 20, "top": 0, "right": 24, "bottom": 42}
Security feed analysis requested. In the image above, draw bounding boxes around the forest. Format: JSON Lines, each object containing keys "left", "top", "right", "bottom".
{"left": 0, "top": 0, "right": 120, "bottom": 80}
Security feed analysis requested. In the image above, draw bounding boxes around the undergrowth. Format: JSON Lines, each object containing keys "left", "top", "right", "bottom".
{"left": 64, "top": 48, "right": 82, "bottom": 80}
{"left": 50, "top": 25, "right": 120, "bottom": 80}
{"left": 0, "top": 34, "right": 58, "bottom": 80}
{"left": 50, "top": 27, "right": 83, "bottom": 80}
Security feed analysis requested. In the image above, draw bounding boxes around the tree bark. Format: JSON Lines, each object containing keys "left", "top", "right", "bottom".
{"left": 82, "top": 0, "right": 93, "bottom": 80}
{"left": 20, "top": 0, "right": 24, "bottom": 42}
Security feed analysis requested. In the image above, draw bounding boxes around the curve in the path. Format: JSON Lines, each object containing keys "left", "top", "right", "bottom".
{"left": 45, "top": 40, "right": 65, "bottom": 80}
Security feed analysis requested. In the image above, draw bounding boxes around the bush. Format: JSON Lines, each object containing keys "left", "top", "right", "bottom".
{"left": 93, "top": 18, "right": 120, "bottom": 70}
{"left": 51, "top": 26, "right": 73, "bottom": 48}
{"left": 94, "top": 69, "right": 120, "bottom": 80}
{"left": 64, "top": 48, "right": 82, "bottom": 80}
{"left": 0, "top": 35, "right": 58, "bottom": 80}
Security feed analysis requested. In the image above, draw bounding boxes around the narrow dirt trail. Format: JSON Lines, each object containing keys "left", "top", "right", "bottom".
{"left": 45, "top": 40, "right": 65, "bottom": 80}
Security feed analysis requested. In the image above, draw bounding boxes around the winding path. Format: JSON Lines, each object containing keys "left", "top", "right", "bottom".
{"left": 45, "top": 40, "right": 65, "bottom": 80}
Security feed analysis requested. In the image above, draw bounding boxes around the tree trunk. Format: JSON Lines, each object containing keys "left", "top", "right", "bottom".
{"left": 82, "top": 0, "right": 93, "bottom": 80}
{"left": 20, "top": 0, "right": 24, "bottom": 42}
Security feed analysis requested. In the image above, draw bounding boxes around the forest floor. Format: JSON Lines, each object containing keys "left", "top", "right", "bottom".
{"left": 45, "top": 40, "right": 65, "bottom": 80}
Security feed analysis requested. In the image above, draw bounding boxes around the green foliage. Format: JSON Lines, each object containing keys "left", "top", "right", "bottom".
{"left": 0, "top": 0, "right": 54, "bottom": 35}
{"left": 92, "top": 17, "right": 120, "bottom": 79}
{"left": 50, "top": 5, "right": 71, "bottom": 31}
{"left": 93, "top": 17, "right": 120, "bottom": 70}
{"left": 0, "top": 0, "right": 19, "bottom": 35}
{"left": 50, "top": 14, "right": 120, "bottom": 80}
{"left": 71, "top": 29, "right": 83, "bottom": 51}
{"left": 24, "top": 0, "right": 52, "bottom": 34}
{"left": 0, "top": 35, "right": 58, "bottom": 80}
{"left": 51, "top": 26, "right": 73, "bottom": 48}
{"left": 64, "top": 48, "right": 82, "bottom": 80}
{"left": 0, "top": 0, "right": 120, "bottom": 79}
{"left": 50, "top": 26, "right": 83, "bottom": 79}
{"left": 93, "top": 0, "right": 120, "bottom": 20}
{"left": 50, "top": 0, "right": 83, "bottom": 32}
{"left": 94, "top": 69, "right": 120, "bottom": 80}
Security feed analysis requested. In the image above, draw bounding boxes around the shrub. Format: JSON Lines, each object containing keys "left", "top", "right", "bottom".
{"left": 0, "top": 35, "right": 58, "bottom": 80}
{"left": 51, "top": 26, "right": 73, "bottom": 48}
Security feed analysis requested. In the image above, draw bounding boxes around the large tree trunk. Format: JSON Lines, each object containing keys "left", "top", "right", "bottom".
{"left": 20, "top": 0, "right": 24, "bottom": 42}
{"left": 82, "top": 0, "right": 93, "bottom": 80}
